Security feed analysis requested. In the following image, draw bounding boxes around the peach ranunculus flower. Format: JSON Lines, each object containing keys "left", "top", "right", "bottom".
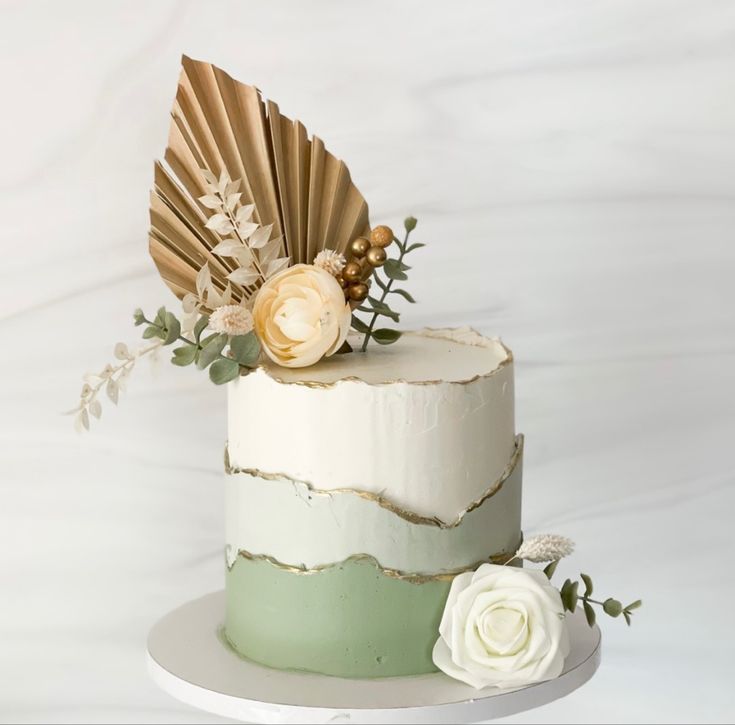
{"left": 252, "top": 264, "right": 351, "bottom": 368}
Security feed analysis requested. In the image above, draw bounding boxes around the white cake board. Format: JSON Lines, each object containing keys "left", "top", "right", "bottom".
{"left": 147, "top": 591, "right": 600, "bottom": 724}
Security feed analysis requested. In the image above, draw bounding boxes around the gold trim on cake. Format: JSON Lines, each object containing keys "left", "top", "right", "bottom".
{"left": 245, "top": 327, "right": 513, "bottom": 388}
{"left": 225, "top": 435, "right": 523, "bottom": 529}
{"left": 228, "top": 546, "right": 522, "bottom": 583}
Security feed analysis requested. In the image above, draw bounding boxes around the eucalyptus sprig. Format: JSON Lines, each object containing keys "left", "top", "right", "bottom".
{"left": 352, "top": 216, "right": 423, "bottom": 351}
{"left": 134, "top": 306, "right": 260, "bottom": 385}
{"left": 543, "top": 561, "right": 642, "bottom": 627}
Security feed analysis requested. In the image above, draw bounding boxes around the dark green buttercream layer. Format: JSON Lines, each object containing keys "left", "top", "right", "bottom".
{"left": 225, "top": 555, "right": 451, "bottom": 677}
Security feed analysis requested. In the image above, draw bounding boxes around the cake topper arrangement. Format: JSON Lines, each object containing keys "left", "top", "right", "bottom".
{"left": 148, "top": 55, "right": 424, "bottom": 369}
{"left": 69, "top": 57, "right": 640, "bottom": 692}
{"left": 73, "top": 56, "right": 423, "bottom": 424}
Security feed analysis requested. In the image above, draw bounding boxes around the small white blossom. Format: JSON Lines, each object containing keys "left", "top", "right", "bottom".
{"left": 515, "top": 534, "right": 575, "bottom": 563}
{"left": 209, "top": 305, "right": 254, "bottom": 336}
{"left": 313, "top": 249, "right": 346, "bottom": 278}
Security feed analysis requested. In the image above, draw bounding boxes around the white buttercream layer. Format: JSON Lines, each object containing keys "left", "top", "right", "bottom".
{"left": 225, "top": 436, "right": 523, "bottom": 572}
{"left": 227, "top": 327, "right": 516, "bottom": 520}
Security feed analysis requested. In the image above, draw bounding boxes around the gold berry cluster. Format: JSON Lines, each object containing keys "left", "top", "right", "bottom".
{"left": 340, "top": 225, "right": 394, "bottom": 303}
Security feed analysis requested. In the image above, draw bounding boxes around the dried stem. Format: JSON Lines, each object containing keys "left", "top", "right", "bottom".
{"left": 221, "top": 199, "right": 267, "bottom": 285}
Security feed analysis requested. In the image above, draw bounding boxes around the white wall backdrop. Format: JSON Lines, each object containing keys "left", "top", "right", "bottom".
{"left": 1, "top": 1, "right": 734, "bottom": 722}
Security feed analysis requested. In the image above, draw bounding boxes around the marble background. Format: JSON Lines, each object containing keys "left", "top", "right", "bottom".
{"left": 1, "top": 0, "right": 734, "bottom": 722}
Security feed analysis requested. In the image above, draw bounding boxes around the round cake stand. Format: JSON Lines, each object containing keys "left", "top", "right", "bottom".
{"left": 147, "top": 591, "right": 600, "bottom": 724}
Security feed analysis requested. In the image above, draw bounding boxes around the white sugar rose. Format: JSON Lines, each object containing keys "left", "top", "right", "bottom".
{"left": 433, "top": 564, "right": 570, "bottom": 689}
{"left": 253, "top": 264, "right": 351, "bottom": 368}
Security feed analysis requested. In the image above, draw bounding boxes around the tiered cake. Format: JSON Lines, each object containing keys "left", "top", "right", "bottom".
{"left": 71, "top": 57, "right": 637, "bottom": 701}
{"left": 224, "top": 327, "right": 523, "bottom": 677}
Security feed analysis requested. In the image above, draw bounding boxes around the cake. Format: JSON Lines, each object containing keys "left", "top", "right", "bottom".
{"left": 73, "top": 57, "right": 640, "bottom": 699}
{"left": 223, "top": 327, "right": 522, "bottom": 677}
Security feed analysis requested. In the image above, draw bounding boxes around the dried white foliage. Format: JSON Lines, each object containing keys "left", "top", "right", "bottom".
{"left": 181, "top": 284, "right": 235, "bottom": 336}
{"left": 313, "top": 249, "right": 346, "bottom": 277}
{"left": 67, "top": 339, "right": 163, "bottom": 431}
{"left": 197, "top": 170, "right": 290, "bottom": 304}
{"left": 515, "top": 535, "right": 575, "bottom": 563}
{"left": 180, "top": 292, "right": 201, "bottom": 336}
{"left": 188, "top": 263, "right": 236, "bottom": 328}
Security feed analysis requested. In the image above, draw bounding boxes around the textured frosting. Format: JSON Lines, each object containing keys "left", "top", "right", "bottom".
{"left": 225, "top": 555, "right": 451, "bottom": 678}
{"left": 224, "top": 326, "right": 521, "bottom": 678}
{"left": 225, "top": 436, "right": 523, "bottom": 573}
{"left": 227, "top": 327, "right": 516, "bottom": 520}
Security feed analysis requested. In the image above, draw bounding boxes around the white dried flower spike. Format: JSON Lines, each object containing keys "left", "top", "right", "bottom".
{"left": 515, "top": 534, "right": 575, "bottom": 563}
{"left": 313, "top": 249, "right": 346, "bottom": 278}
{"left": 209, "top": 305, "right": 254, "bottom": 336}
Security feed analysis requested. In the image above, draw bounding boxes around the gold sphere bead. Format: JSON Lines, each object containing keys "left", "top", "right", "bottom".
{"left": 348, "top": 283, "right": 369, "bottom": 302}
{"left": 350, "top": 237, "right": 371, "bottom": 258}
{"left": 370, "top": 225, "right": 394, "bottom": 248}
{"left": 342, "top": 261, "right": 363, "bottom": 283}
{"left": 366, "top": 246, "right": 387, "bottom": 267}
{"left": 336, "top": 275, "right": 348, "bottom": 289}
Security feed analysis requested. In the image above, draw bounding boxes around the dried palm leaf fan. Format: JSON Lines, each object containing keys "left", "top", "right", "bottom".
{"left": 149, "top": 55, "right": 371, "bottom": 305}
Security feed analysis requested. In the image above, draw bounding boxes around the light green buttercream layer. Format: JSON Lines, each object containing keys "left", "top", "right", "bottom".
{"left": 225, "top": 555, "right": 451, "bottom": 678}
{"left": 225, "top": 436, "right": 523, "bottom": 575}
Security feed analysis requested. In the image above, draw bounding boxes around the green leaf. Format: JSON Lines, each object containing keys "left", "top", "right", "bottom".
{"left": 404, "top": 216, "right": 417, "bottom": 232}
{"left": 196, "top": 333, "right": 228, "bottom": 369}
{"left": 560, "top": 579, "right": 572, "bottom": 610}
{"left": 366, "top": 296, "right": 400, "bottom": 322}
{"left": 209, "top": 358, "right": 241, "bottom": 385}
{"left": 153, "top": 306, "right": 166, "bottom": 328}
{"left": 560, "top": 579, "right": 579, "bottom": 613}
{"left": 194, "top": 315, "right": 209, "bottom": 342}
{"left": 568, "top": 580, "right": 580, "bottom": 612}
{"left": 623, "top": 611, "right": 632, "bottom": 626}
{"left": 229, "top": 332, "right": 260, "bottom": 367}
{"left": 405, "top": 242, "right": 426, "bottom": 253}
{"left": 350, "top": 315, "right": 371, "bottom": 334}
{"left": 199, "top": 333, "right": 220, "bottom": 347}
{"left": 163, "top": 312, "right": 181, "bottom": 345}
{"left": 603, "top": 598, "right": 623, "bottom": 618}
{"left": 171, "top": 345, "right": 197, "bottom": 366}
{"left": 583, "top": 601, "right": 596, "bottom": 627}
{"left": 390, "top": 288, "right": 416, "bottom": 303}
{"left": 372, "top": 328, "right": 402, "bottom": 345}
{"left": 543, "top": 560, "right": 559, "bottom": 580}
{"left": 383, "top": 259, "right": 408, "bottom": 281}
{"left": 142, "top": 325, "right": 162, "bottom": 340}
{"left": 372, "top": 273, "right": 389, "bottom": 292}
{"left": 581, "top": 573, "right": 593, "bottom": 598}
{"left": 625, "top": 599, "right": 643, "bottom": 611}
{"left": 133, "top": 308, "right": 145, "bottom": 326}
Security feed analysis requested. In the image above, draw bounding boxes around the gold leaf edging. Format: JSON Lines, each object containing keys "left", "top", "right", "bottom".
{"left": 244, "top": 327, "right": 514, "bottom": 388}
{"left": 229, "top": 546, "right": 522, "bottom": 584}
{"left": 225, "top": 434, "right": 523, "bottom": 530}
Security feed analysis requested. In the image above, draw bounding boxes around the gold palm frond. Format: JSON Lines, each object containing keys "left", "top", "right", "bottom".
{"left": 149, "top": 55, "right": 370, "bottom": 303}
